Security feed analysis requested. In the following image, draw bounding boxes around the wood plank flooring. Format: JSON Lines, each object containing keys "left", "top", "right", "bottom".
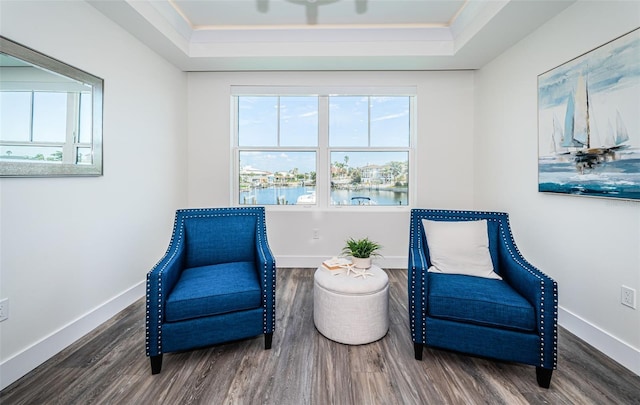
{"left": 2, "top": 268, "right": 639, "bottom": 404}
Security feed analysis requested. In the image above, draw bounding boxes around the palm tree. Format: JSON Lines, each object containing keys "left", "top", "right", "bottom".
{"left": 389, "top": 161, "right": 403, "bottom": 183}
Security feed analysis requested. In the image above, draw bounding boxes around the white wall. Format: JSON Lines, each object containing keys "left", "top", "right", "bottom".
{"left": 187, "top": 71, "right": 476, "bottom": 267}
{"left": 474, "top": 1, "right": 640, "bottom": 374}
{"left": 0, "top": 1, "right": 188, "bottom": 389}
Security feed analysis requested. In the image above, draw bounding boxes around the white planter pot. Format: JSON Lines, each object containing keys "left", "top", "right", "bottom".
{"left": 352, "top": 257, "right": 372, "bottom": 269}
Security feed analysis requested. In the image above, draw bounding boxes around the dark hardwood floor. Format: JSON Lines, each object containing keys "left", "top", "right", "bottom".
{"left": 2, "top": 268, "right": 639, "bottom": 404}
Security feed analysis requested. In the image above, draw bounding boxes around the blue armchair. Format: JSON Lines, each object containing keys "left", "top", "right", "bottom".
{"left": 146, "top": 207, "right": 276, "bottom": 374}
{"left": 408, "top": 209, "right": 558, "bottom": 388}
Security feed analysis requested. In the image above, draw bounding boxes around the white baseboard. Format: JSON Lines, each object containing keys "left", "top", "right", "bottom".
{"left": 275, "top": 255, "right": 407, "bottom": 269}
{"left": 559, "top": 306, "right": 640, "bottom": 376}
{"left": 0, "top": 281, "right": 145, "bottom": 391}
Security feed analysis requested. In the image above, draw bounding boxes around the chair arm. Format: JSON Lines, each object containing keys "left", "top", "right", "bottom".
{"left": 255, "top": 234, "right": 276, "bottom": 334}
{"left": 498, "top": 243, "right": 558, "bottom": 369}
{"left": 408, "top": 244, "right": 429, "bottom": 344}
{"left": 145, "top": 243, "right": 186, "bottom": 356}
{"left": 497, "top": 245, "right": 556, "bottom": 316}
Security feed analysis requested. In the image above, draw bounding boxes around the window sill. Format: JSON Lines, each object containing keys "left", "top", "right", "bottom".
{"left": 255, "top": 204, "right": 412, "bottom": 213}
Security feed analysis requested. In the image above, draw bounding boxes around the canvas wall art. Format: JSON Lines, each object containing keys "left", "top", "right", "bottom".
{"left": 538, "top": 28, "right": 640, "bottom": 200}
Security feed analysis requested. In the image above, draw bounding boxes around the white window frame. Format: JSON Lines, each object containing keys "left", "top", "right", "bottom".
{"left": 0, "top": 90, "right": 93, "bottom": 165}
{"left": 231, "top": 86, "right": 417, "bottom": 211}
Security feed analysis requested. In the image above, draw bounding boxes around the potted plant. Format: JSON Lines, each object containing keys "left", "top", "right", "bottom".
{"left": 341, "top": 237, "right": 382, "bottom": 269}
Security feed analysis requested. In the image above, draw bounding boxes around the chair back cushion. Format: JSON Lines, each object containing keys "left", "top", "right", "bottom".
{"left": 184, "top": 214, "right": 257, "bottom": 268}
{"left": 422, "top": 219, "right": 501, "bottom": 279}
{"left": 411, "top": 210, "right": 504, "bottom": 278}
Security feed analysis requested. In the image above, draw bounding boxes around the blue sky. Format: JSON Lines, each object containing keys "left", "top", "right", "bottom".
{"left": 238, "top": 95, "right": 410, "bottom": 173}
{"left": 538, "top": 29, "right": 640, "bottom": 109}
{"left": 1, "top": 91, "right": 93, "bottom": 148}
{"left": 537, "top": 29, "right": 640, "bottom": 155}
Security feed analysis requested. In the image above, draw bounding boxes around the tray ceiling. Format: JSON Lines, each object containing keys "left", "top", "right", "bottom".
{"left": 88, "top": 0, "right": 575, "bottom": 71}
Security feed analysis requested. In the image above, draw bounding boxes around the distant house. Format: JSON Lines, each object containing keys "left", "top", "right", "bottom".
{"left": 240, "top": 166, "right": 272, "bottom": 187}
{"left": 361, "top": 164, "right": 384, "bottom": 184}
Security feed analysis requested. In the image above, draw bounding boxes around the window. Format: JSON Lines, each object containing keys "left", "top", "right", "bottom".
{"left": 0, "top": 90, "right": 93, "bottom": 165}
{"left": 233, "top": 87, "right": 415, "bottom": 208}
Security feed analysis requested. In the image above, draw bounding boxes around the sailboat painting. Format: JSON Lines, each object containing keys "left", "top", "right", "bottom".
{"left": 538, "top": 28, "right": 640, "bottom": 200}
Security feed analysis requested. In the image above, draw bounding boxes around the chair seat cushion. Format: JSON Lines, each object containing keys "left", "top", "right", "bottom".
{"left": 165, "top": 261, "right": 261, "bottom": 322}
{"left": 427, "top": 273, "right": 536, "bottom": 332}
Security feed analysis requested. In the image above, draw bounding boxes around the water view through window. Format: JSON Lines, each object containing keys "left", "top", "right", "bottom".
{"left": 239, "top": 151, "right": 408, "bottom": 205}
{"left": 330, "top": 151, "right": 408, "bottom": 206}
{"left": 236, "top": 92, "right": 412, "bottom": 206}
{"left": 239, "top": 151, "right": 317, "bottom": 205}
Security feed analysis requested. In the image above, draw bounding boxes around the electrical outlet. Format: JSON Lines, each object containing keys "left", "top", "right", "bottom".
{"left": 0, "top": 298, "right": 8, "bottom": 322}
{"left": 312, "top": 228, "right": 320, "bottom": 239}
{"left": 621, "top": 286, "right": 636, "bottom": 309}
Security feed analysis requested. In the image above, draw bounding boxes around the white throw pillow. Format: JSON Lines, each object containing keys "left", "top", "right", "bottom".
{"left": 422, "top": 219, "right": 501, "bottom": 280}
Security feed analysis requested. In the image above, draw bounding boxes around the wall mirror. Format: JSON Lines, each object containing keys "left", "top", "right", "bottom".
{"left": 0, "top": 36, "right": 103, "bottom": 177}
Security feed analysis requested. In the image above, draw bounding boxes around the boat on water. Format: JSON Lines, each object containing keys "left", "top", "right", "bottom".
{"left": 296, "top": 191, "right": 316, "bottom": 205}
{"left": 558, "top": 73, "right": 631, "bottom": 173}
{"left": 350, "top": 196, "right": 377, "bottom": 205}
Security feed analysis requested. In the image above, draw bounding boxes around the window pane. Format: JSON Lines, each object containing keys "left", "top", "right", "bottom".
{"left": 77, "top": 147, "right": 92, "bottom": 164}
{"left": 78, "top": 93, "right": 92, "bottom": 143}
{"left": 329, "top": 96, "right": 368, "bottom": 147}
{"left": 370, "top": 97, "right": 410, "bottom": 147}
{"left": 32, "top": 92, "right": 67, "bottom": 142}
{"left": 280, "top": 96, "right": 318, "bottom": 147}
{"left": 238, "top": 96, "right": 278, "bottom": 147}
{"left": 239, "top": 151, "right": 316, "bottom": 205}
{"left": 0, "top": 145, "right": 63, "bottom": 162}
{"left": 330, "top": 151, "right": 409, "bottom": 206}
{"left": 0, "top": 92, "right": 31, "bottom": 142}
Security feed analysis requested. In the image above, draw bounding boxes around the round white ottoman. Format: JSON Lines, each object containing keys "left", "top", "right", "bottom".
{"left": 313, "top": 264, "right": 389, "bottom": 345}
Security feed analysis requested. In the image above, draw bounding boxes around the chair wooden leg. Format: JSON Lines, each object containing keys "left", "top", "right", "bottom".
{"left": 150, "top": 355, "right": 163, "bottom": 375}
{"left": 536, "top": 367, "right": 553, "bottom": 388}
{"left": 414, "top": 342, "right": 423, "bottom": 360}
{"left": 264, "top": 332, "right": 273, "bottom": 350}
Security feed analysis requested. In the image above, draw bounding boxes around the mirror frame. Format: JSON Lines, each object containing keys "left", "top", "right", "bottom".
{"left": 0, "top": 36, "right": 103, "bottom": 177}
